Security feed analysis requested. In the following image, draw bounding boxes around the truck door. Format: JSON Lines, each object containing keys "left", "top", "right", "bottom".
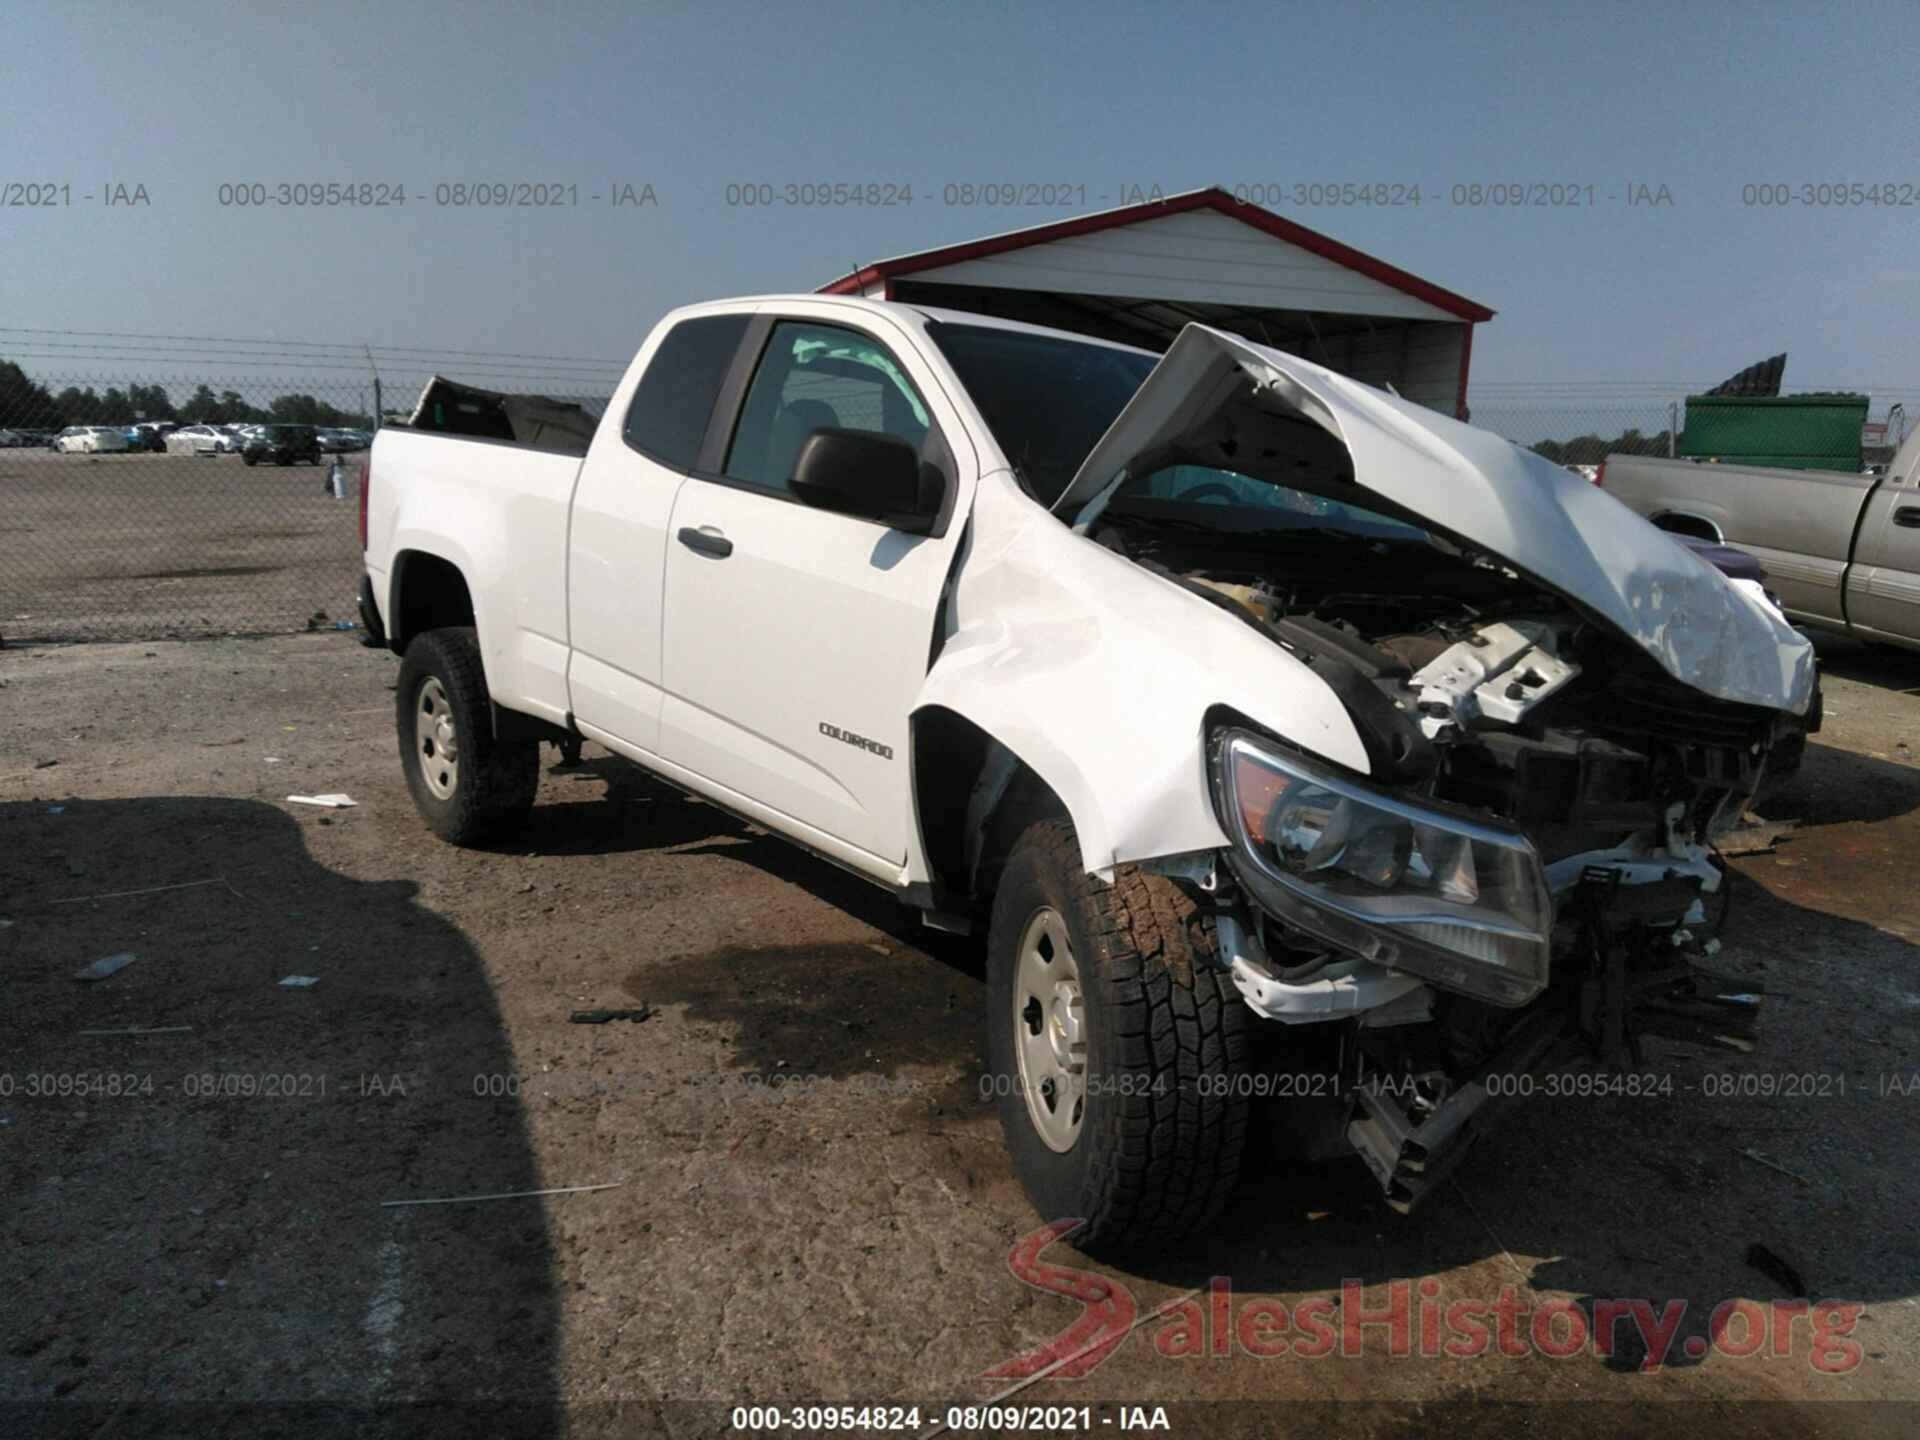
{"left": 1845, "top": 439, "right": 1920, "bottom": 644}
{"left": 566, "top": 312, "right": 754, "bottom": 751}
{"left": 655, "top": 312, "right": 972, "bottom": 873}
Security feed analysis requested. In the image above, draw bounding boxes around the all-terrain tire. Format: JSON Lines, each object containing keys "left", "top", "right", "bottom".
{"left": 396, "top": 627, "right": 539, "bottom": 845}
{"left": 986, "top": 817, "right": 1251, "bottom": 1254}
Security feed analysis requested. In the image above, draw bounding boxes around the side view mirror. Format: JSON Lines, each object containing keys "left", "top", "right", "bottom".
{"left": 790, "top": 427, "right": 943, "bottom": 534}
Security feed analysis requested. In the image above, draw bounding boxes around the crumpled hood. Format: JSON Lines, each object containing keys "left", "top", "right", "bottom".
{"left": 1055, "top": 324, "right": 1815, "bottom": 716}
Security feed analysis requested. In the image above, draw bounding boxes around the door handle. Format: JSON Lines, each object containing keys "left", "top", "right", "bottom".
{"left": 1894, "top": 506, "right": 1920, "bottom": 529}
{"left": 676, "top": 525, "right": 733, "bottom": 558}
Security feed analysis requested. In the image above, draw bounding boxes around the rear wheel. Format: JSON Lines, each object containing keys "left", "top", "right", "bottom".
{"left": 396, "top": 627, "right": 538, "bottom": 844}
{"left": 985, "top": 817, "right": 1251, "bottom": 1254}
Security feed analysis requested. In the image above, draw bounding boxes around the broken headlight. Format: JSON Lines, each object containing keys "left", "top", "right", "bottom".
{"left": 1211, "top": 729, "right": 1552, "bottom": 1007}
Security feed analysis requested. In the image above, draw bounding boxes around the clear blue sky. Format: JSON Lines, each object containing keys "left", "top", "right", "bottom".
{"left": 3, "top": 0, "right": 1917, "bottom": 393}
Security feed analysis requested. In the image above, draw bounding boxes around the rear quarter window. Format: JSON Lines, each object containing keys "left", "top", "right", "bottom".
{"left": 622, "top": 313, "right": 751, "bottom": 471}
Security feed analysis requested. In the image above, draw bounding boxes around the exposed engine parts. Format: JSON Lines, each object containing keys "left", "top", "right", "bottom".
{"left": 1137, "top": 535, "right": 1787, "bottom": 865}
{"left": 1406, "top": 621, "right": 1579, "bottom": 734}
{"left": 1093, "top": 508, "right": 1801, "bottom": 1214}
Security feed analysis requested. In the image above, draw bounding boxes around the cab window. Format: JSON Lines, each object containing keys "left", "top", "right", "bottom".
{"left": 722, "top": 321, "right": 931, "bottom": 496}
{"left": 622, "top": 313, "right": 752, "bottom": 471}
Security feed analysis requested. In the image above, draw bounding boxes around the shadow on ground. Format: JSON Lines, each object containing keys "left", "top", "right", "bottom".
{"left": 1765, "top": 742, "right": 1920, "bottom": 827}
{"left": 1808, "top": 633, "right": 1920, "bottom": 694}
{"left": 542, "top": 752, "right": 1918, "bottom": 1397}
{"left": 0, "top": 798, "right": 563, "bottom": 1437}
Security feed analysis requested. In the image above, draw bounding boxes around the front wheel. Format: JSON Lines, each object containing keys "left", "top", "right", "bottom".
{"left": 396, "top": 627, "right": 538, "bottom": 844}
{"left": 985, "top": 818, "right": 1251, "bottom": 1254}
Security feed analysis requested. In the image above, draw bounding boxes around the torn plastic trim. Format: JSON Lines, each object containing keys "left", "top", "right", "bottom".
{"left": 1052, "top": 323, "right": 1816, "bottom": 717}
{"left": 1543, "top": 839, "right": 1723, "bottom": 898}
{"left": 1217, "top": 908, "right": 1432, "bottom": 1025}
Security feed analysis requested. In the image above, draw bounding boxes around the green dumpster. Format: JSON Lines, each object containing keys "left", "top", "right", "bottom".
{"left": 1678, "top": 393, "right": 1868, "bottom": 472}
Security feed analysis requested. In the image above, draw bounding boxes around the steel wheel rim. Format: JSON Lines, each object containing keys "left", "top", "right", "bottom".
{"left": 1013, "top": 906, "right": 1086, "bottom": 1153}
{"left": 414, "top": 677, "right": 459, "bottom": 800}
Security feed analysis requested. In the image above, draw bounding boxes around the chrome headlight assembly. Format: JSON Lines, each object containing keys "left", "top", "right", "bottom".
{"left": 1211, "top": 729, "right": 1552, "bottom": 1007}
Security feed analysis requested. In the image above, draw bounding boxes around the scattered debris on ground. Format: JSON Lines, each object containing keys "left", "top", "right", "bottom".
{"left": 287, "top": 793, "right": 357, "bottom": 808}
{"left": 1719, "top": 813, "right": 1802, "bottom": 857}
{"left": 52, "top": 876, "right": 231, "bottom": 906}
{"left": 278, "top": 975, "right": 319, "bottom": 988}
{"left": 73, "top": 952, "right": 136, "bottom": 982}
{"left": 1739, "top": 1146, "right": 1811, "bottom": 1184}
{"left": 379, "top": 1181, "right": 625, "bottom": 1208}
{"left": 569, "top": 1006, "right": 652, "bottom": 1024}
{"left": 1746, "top": 1241, "right": 1811, "bottom": 1296}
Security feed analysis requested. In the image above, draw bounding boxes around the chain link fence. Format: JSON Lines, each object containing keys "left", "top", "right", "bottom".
{"left": 1, "top": 335, "right": 1913, "bottom": 644}
{"left": 0, "top": 341, "right": 618, "bottom": 643}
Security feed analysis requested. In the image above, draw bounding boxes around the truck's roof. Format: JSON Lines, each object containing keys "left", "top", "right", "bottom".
{"left": 664, "top": 293, "right": 1161, "bottom": 359}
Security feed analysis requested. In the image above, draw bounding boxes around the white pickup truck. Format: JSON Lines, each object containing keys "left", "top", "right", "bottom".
{"left": 360, "top": 296, "right": 1813, "bottom": 1250}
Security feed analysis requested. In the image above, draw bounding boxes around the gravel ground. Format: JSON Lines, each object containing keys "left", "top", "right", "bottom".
{"left": 2, "top": 630, "right": 1918, "bottom": 1437}
{"left": 0, "top": 449, "right": 361, "bottom": 643}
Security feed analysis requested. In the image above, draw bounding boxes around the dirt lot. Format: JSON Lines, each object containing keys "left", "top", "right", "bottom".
{"left": 0, "top": 448, "right": 361, "bottom": 643}
{"left": 3, "top": 630, "right": 1919, "bottom": 1437}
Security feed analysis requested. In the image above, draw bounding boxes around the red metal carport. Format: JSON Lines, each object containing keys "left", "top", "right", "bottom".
{"left": 820, "top": 186, "right": 1493, "bottom": 418}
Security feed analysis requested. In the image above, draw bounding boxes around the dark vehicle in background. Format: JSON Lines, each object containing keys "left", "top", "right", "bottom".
{"left": 128, "top": 422, "right": 176, "bottom": 452}
{"left": 1670, "top": 533, "right": 1820, "bottom": 786}
{"left": 241, "top": 424, "right": 323, "bottom": 466}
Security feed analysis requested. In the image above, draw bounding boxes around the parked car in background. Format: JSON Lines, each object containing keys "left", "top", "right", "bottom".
{"left": 167, "top": 424, "right": 239, "bottom": 454}
{"left": 0, "top": 429, "right": 28, "bottom": 447}
{"left": 1600, "top": 427, "right": 1920, "bottom": 651}
{"left": 55, "top": 425, "right": 130, "bottom": 453}
{"left": 317, "top": 427, "right": 372, "bottom": 453}
{"left": 242, "top": 423, "right": 322, "bottom": 466}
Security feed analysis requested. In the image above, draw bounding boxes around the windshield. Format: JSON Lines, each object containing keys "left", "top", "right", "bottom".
{"left": 1108, "top": 465, "right": 1434, "bottom": 544}
{"left": 926, "top": 321, "right": 1157, "bottom": 505}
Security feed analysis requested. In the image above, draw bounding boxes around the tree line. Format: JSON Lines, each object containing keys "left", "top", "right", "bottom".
{"left": 0, "top": 360, "right": 375, "bottom": 430}
{"left": 1529, "top": 427, "right": 1675, "bottom": 465}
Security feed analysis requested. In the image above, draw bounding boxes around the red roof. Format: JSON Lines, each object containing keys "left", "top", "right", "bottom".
{"left": 819, "top": 186, "right": 1494, "bottom": 323}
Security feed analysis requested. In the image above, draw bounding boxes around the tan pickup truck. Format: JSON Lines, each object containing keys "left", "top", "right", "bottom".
{"left": 1599, "top": 429, "right": 1920, "bottom": 651}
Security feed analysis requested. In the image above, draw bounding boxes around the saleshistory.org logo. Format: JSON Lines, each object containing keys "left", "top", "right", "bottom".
{"left": 982, "top": 1221, "right": 1865, "bottom": 1377}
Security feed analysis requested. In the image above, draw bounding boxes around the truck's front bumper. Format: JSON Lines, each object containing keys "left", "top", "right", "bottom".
{"left": 1343, "top": 958, "right": 1762, "bottom": 1213}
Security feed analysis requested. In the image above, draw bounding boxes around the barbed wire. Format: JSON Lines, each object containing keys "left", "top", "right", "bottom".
{"left": 0, "top": 324, "right": 630, "bottom": 367}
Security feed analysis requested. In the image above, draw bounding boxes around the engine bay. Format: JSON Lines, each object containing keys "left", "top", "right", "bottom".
{"left": 1095, "top": 517, "right": 1786, "bottom": 874}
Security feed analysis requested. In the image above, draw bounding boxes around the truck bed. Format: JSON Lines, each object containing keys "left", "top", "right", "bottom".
{"left": 364, "top": 425, "right": 586, "bottom": 723}
{"left": 1600, "top": 453, "right": 1876, "bottom": 627}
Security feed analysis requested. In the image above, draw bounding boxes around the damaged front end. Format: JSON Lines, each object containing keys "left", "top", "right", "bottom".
{"left": 1056, "top": 324, "right": 1813, "bottom": 1212}
{"left": 1205, "top": 694, "right": 1765, "bottom": 1213}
